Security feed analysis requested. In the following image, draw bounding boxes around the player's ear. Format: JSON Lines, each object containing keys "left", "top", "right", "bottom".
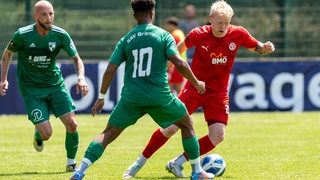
{"left": 133, "top": 13, "right": 138, "bottom": 20}
{"left": 208, "top": 16, "right": 213, "bottom": 24}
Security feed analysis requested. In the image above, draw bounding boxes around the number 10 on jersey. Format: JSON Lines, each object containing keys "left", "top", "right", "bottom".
{"left": 132, "top": 47, "right": 152, "bottom": 78}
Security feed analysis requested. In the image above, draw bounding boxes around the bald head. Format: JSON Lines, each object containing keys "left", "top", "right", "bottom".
{"left": 33, "top": 0, "right": 54, "bottom": 33}
{"left": 34, "top": 0, "right": 53, "bottom": 14}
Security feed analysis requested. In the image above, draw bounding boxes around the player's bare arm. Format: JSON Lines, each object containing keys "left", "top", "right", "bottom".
{"left": 169, "top": 54, "right": 205, "bottom": 94}
{"left": 177, "top": 40, "right": 188, "bottom": 54}
{"left": 72, "top": 53, "right": 89, "bottom": 96}
{"left": 0, "top": 48, "right": 14, "bottom": 96}
{"left": 250, "top": 41, "right": 275, "bottom": 55}
{"left": 91, "top": 63, "right": 118, "bottom": 116}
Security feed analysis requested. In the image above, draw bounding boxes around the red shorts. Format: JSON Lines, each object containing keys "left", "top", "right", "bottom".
{"left": 168, "top": 67, "right": 185, "bottom": 84}
{"left": 178, "top": 83, "right": 229, "bottom": 125}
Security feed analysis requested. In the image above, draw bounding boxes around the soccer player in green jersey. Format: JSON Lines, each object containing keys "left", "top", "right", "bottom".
{"left": 70, "top": 0, "right": 214, "bottom": 180}
{"left": 0, "top": 0, "right": 89, "bottom": 172}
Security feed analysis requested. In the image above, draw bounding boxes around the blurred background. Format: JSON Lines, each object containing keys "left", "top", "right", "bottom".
{"left": 0, "top": 0, "right": 319, "bottom": 61}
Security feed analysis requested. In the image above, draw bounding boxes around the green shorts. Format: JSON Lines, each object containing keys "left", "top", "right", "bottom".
{"left": 23, "top": 88, "right": 76, "bottom": 125}
{"left": 108, "top": 97, "right": 187, "bottom": 129}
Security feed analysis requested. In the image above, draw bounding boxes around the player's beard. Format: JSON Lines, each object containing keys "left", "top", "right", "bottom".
{"left": 38, "top": 19, "right": 53, "bottom": 31}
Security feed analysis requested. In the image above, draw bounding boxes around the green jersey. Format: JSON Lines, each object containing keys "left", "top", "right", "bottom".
{"left": 110, "top": 24, "right": 178, "bottom": 106}
{"left": 7, "top": 24, "right": 77, "bottom": 97}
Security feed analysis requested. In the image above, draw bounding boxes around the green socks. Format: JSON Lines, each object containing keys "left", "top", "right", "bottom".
{"left": 65, "top": 131, "right": 79, "bottom": 159}
{"left": 84, "top": 141, "right": 105, "bottom": 164}
{"left": 182, "top": 136, "right": 199, "bottom": 160}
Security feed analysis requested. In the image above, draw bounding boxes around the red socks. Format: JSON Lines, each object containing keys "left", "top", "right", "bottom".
{"left": 141, "top": 129, "right": 216, "bottom": 161}
{"left": 142, "top": 128, "right": 169, "bottom": 158}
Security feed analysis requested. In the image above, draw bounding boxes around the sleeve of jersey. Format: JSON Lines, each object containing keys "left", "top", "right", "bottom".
{"left": 165, "top": 33, "right": 179, "bottom": 57}
{"left": 7, "top": 30, "right": 23, "bottom": 52}
{"left": 184, "top": 29, "right": 196, "bottom": 48}
{"left": 62, "top": 32, "right": 77, "bottom": 57}
{"left": 109, "top": 39, "right": 126, "bottom": 65}
{"left": 240, "top": 27, "right": 258, "bottom": 48}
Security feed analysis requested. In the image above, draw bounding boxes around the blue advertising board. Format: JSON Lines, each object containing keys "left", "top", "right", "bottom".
{"left": 229, "top": 61, "right": 320, "bottom": 112}
{"left": 1, "top": 61, "right": 320, "bottom": 114}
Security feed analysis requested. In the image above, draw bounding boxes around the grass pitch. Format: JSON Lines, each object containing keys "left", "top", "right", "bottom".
{"left": 0, "top": 112, "right": 319, "bottom": 180}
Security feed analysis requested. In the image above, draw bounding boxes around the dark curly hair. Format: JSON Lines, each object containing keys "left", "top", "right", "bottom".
{"left": 130, "top": 0, "right": 156, "bottom": 13}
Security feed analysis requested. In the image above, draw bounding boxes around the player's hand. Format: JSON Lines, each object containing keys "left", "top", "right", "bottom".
{"left": 263, "top": 41, "right": 275, "bottom": 54}
{"left": 0, "top": 80, "right": 9, "bottom": 96}
{"left": 195, "top": 80, "right": 206, "bottom": 94}
{"left": 91, "top": 99, "right": 104, "bottom": 117}
{"left": 76, "top": 78, "right": 89, "bottom": 96}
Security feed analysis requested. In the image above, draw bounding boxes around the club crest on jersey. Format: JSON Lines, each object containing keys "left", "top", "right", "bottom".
{"left": 49, "top": 42, "right": 56, "bottom": 51}
{"left": 229, "top": 42, "right": 236, "bottom": 51}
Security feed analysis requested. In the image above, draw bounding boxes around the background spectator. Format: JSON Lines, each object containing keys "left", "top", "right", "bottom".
{"left": 178, "top": 4, "right": 202, "bottom": 63}
{"left": 165, "top": 16, "right": 187, "bottom": 95}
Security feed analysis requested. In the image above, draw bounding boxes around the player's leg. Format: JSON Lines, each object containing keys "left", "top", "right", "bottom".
{"left": 71, "top": 99, "right": 143, "bottom": 179}
{"left": 60, "top": 112, "right": 79, "bottom": 172}
{"left": 71, "top": 123, "right": 125, "bottom": 180}
{"left": 123, "top": 125, "right": 179, "bottom": 178}
{"left": 124, "top": 85, "right": 201, "bottom": 178}
{"left": 147, "top": 97, "right": 213, "bottom": 179}
{"left": 173, "top": 114, "right": 214, "bottom": 179}
{"left": 33, "top": 121, "right": 52, "bottom": 152}
{"left": 164, "top": 84, "right": 203, "bottom": 177}
{"left": 24, "top": 95, "right": 51, "bottom": 152}
{"left": 168, "top": 96, "right": 229, "bottom": 171}
{"left": 123, "top": 92, "right": 195, "bottom": 178}
{"left": 171, "top": 122, "right": 226, "bottom": 165}
{"left": 51, "top": 89, "right": 78, "bottom": 171}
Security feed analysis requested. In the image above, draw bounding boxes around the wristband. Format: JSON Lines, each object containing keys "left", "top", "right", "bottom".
{"left": 98, "top": 92, "right": 106, "bottom": 99}
{"left": 77, "top": 75, "right": 85, "bottom": 81}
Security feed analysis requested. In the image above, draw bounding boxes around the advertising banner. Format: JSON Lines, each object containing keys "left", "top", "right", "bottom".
{"left": 1, "top": 61, "right": 320, "bottom": 114}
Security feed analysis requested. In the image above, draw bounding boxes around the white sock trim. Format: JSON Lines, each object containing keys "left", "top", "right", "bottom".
{"left": 67, "top": 158, "right": 76, "bottom": 166}
{"left": 189, "top": 157, "right": 200, "bottom": 164}
{"left": 174, "top": 153, "right": 187, "bottom": 166}
{"left": 82, "top": 158, "right": 93, "bottom": 166}
{"left": 136, "top": 155, "right": 147, "bottom": 165}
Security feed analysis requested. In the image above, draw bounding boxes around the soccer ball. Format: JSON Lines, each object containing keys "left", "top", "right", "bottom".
{"left": 201, "top": 153, "right": 226, "bottom": 176}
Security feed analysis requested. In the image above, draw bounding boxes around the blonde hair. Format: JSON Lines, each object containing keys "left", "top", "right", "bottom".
{"left": 209, "top": 0, "right": 234, "bottom": 19}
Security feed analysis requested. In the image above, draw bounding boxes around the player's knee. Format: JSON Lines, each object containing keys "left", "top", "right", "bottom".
{"left": 40, "top": 131, "right": 52, "bottom": 140}
{"left": 68, "top": 121, "right": 78, "bottom": 133}
{"left": 215, "top": 133, "right": 225, "bottom": 143}
{"left": 161, "top": 125, "right": 179, "bottom": 137}
{"left": 64, "top": 119, "right": 78, "bottom": 133}
{"left": 209, "top": 132, "right": 225, "bottom": 145}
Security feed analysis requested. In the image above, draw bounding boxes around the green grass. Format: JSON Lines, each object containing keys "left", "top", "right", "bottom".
{"left": 0, "top": 112, "right": 319, "bottom": 180}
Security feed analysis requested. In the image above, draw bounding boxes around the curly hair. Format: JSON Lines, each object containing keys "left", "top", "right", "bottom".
{"left": 130, "top": 0, "right": 156, "bottom": 13}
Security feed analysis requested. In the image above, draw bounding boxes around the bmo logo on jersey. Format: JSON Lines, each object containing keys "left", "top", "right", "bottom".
{"left": 210, "top": 53, "right": 227, "bottom": 65}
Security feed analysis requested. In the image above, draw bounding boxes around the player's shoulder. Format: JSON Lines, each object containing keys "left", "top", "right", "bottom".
{"left": 229, "top": 24, "right": 248, "bottom": 33}
{"left": 147, "top": 24, "right": 168, "bottom": 35}
{"left": 51, "top": 25, "right": 68, "bottom": 35}
{"left": 190, "top": 25, "right": 211, "bottom": 36}
{"left": 128, "top": 24, "right": 169, "bottom": 38}
{"left": 18, "top": 24, "right": 35, "bottom": 35}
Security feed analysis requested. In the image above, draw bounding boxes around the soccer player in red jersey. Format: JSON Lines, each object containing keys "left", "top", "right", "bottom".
{"left": 123, "top": 0, "right": 275, "bottom": 178}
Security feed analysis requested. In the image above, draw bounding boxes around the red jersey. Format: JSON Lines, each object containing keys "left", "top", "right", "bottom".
{"left": 185, "top": 25, "right": 258, "bottom": 93}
